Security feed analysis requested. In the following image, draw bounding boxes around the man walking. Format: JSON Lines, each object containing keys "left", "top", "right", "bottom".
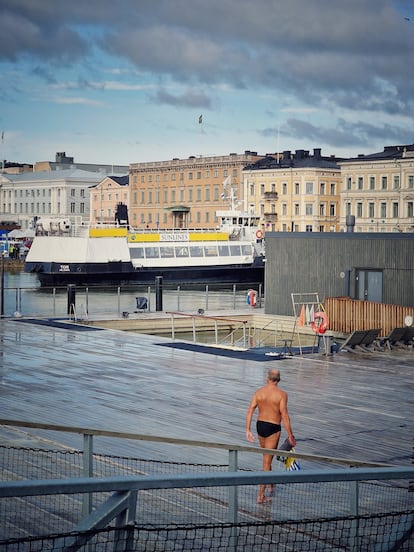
{"left": 246, "top": 368, "right": 296, "bottom": 503}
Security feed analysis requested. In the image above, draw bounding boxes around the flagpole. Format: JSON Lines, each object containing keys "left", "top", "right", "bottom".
{"left": 198, "top": 114, "right": 203, "bottom": 157}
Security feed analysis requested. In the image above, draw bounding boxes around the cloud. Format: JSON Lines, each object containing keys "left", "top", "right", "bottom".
{"left": 150, "top": 87, "right": 213, "bottom": 109}
{"left": 262, "top": 117, "right": 414, "bottom": 149}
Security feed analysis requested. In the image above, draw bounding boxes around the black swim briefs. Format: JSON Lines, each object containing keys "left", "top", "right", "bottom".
{"left": 256, "top": 420, "right": 282, "bottom": 438}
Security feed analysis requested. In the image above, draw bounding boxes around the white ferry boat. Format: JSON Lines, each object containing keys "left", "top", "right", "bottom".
{"left": 25, "top": 209, "right": 265, "bottom": 287}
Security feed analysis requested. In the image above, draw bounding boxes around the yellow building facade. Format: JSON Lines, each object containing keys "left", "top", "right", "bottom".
{"left": 243, "top": 149, "right": 342, "bottom": 233}
{"left": 128, "top": 152, "right": 262, "bottom": 230}
{"left": 90, "top": 176, "right": 129, "bottom": 225}
{"left": 339, "top": 145, "right": 414, "bottom": 232}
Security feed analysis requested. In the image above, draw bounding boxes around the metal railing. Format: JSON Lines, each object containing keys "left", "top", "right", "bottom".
{"left": 1, "top": 419, "right": 412, "bottom": 551}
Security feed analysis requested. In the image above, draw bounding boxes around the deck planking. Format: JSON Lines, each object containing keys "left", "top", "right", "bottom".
{"left": 0, "top": 316, "right": 412, "bottom": 468}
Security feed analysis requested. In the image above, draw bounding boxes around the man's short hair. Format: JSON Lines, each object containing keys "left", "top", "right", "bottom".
{"left": 268, "top": 369, "right": 280, "bottom": 382}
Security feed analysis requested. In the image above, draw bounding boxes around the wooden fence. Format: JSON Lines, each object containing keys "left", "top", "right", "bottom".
{"left": 324, "top": 297, "right": 414, "bottom": 337}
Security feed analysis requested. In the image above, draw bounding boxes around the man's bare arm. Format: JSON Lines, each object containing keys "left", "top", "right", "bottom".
{"left": 245, "top": 394, "right": 257, "bottom": 443}
{"left": 280, "top": 394, "right": 296, "bottom": 447}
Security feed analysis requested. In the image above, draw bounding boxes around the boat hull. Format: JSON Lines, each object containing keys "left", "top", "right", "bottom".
{"left": 25, "top": 260, "right": 264, "bottom": 287}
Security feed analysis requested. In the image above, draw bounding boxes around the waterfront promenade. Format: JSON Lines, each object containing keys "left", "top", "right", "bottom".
{"left": 0, "top": 312, "right": 412, "bottom": 467}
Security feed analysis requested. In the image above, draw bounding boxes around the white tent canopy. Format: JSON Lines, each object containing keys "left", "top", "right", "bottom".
{"left": 7, "top": 229, "right": 35, "bottom": 239}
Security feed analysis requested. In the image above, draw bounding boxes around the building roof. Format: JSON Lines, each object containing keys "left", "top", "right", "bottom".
{"left": 0, "top": 169, "right": 106, "bottom": 184}
{"left": 343, "top": 143, "right": 414, "bottom": 162}
{"left": 244, "top": 148, "right": 343, "bottom": 171}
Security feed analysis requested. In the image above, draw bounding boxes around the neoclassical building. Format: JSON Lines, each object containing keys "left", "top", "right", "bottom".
{"left": 339, "top": 144, "right": 414, "bottom": 233}
{"left": 128, "top": 151, "right": 262, "bottom": 230}
{"left": 243, "top": 149, "right": 342, "bottom": 233}
{"left": 89, "top": 176, "right": 129, "bottom": 225}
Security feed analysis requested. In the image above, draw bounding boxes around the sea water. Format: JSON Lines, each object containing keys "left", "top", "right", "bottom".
{"left": 1, "top": 271, "right": 260, "bottom": 318}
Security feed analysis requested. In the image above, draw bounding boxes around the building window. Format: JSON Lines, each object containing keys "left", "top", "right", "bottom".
{"left": 171, "top": 173, "right": 176, "bottom": 181}
{"left": 305, "top": 203, "right": 313, "bottom": 215}
{"left": 196, "top": 188, "right": 201, "bottom": 202}
{"left": 392, "top": 202, "right": 399, "bottom": 217}
{"left": 141, "top": 191, "right": 145, "bottom": 204}
{"left": 393, "top": 175, "right": 400, "bottom": 189}
{"left": 330, "top": 183, "right": 336, "bottom": 195}
{"left": 179, "top": 188, "right": 184, "bottom": 202}
{"left": 346, "top": 177, "right": 352, "bottom": 190}
{"left": 214, "top": 187, "right": 219, "bottom": 201}
{"left": 369, "top": 176, "right": 375, "bottom": 189}
{"left": 197, "top": 171, "right": 201, "bottom": 179}
{"left": 171, "top": 189, "right": 176, "bottom": 202}
{"left": 141, "top": 175, "right": 145, "bottom": 183}
{"left": 346, "top": 203, "right": 351, "bottom": 216}
{"left": 188, "top": 172, "right": 193, "bottom": 180}
{"left": 260, "top": 183, "right": 265, "bottom": 195}
{"left": 320, "top": 182, "right": 325, "bottom": 195}
{"left": 295, "top": 183, "right": 300, "bottom": 194}
{"left": 320, "top": 203, "right": 325, "bottom": 216}
{"left": 368, "top": 202, "right": 375, "bottom": 218}
{"left": 330, "top": 204, "right": 335, "bottom": 216}
{"left": 357, "top": 177, "right": 363, "bottom": 190}
{"left": 80, "top": 203, "right": 85, "bottom": 214}
{"left": 70, "top": 202, "right": 76, "bottom": 214}
{"left": 188, "top": 188, "right": 193, "bottom": 202}
{"left": 163, "top": 188, "right": 168, "bottom": 202}
{"left": 232, "top": 168, "right": 238, "bottom": 178}
{"left": 294, "top": 203, "right": 300, "bottom": 215}
{"left": 357, "top": 203, "right": 362, "bottom": 217}
{"left": 148, "top": 191, "right": 152, "bottom": 204}
{"left": 381, "top": 176, "right": 387, "bottom": 190}
{"left": 205, "top": 188, "right": 210, "bottom": 201}
{"left": 305, "top": 225, "right": 313, "bottom": 232}
{"left": 205, "top": 212, "right": 209, "bottom": 223}
{"left": 408, "top": 175, "right": 414, "bottom": 189}
{"left": 407, "top": 202, "right": 413, "bottom": 217}
{"left": 306, "top": 182, "right": 313, "bottom": 194}
{"left": 71, "top": 189, "right": 76, "bottom": 197}
{"left": 80, "top": 189, "right": 85, "bottom": 197}
{"left": 282, "top": 203, "right": 287, "bottom": 215}
{"left": 282, "top": 183, "right": 287, "bottom": 195}
{"left": 380, "top": 202, "right": 387, "bottom": 218}
{"left": 271, "top": 182, "right": 276, "bottom": 192}
{"left": 249, "top": 184, "right": 255, "bottom": 196}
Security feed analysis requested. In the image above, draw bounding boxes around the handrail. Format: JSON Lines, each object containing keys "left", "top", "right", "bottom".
{"left": 0, "top": 418, "right": 393, "bottom": 468}
{"left": 1, "top": 466, "right": 413, "bottom": 498}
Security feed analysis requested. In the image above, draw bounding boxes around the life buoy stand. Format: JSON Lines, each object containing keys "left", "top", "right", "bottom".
{"left": 246, "top": 289, "right": 257, "bottom": 307}
{"left": 256, "top": 229, "right": 263, "bottom": 240}
{"left": 311, "top": 311, "right": 329, "bottom": 334}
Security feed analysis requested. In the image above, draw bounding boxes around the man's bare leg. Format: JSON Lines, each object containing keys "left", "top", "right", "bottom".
{"left": 257, "top": 433, "right": 280, "bottom": 503}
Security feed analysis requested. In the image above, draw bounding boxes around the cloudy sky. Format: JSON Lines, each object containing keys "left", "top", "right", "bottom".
{"left": 1, "top": 0, "right": 414, "bottom": 166}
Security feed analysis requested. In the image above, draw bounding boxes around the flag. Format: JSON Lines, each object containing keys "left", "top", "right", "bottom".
{"left": 1, "top": 131, "right": 3, "bottom": 142}
{"left": 298, "top": 305, "right": 305, "bottom": 327}
{"left": 198, "top": 114, "right": 202, "bottom": 124}
{"left": 222, "top": 175, "right": 231, "bottom": 186}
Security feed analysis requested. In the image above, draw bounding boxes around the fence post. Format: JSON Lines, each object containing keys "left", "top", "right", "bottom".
{"left": 82, "top": 433, "right": 94, "bottom": 517}
{"left": 349, "top": 480, "right": 360, "bottom": 551}
{"left": 228, "top": 449, "right": 239, "bottom": 552}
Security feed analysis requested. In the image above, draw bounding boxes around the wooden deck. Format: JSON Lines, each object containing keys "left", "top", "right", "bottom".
{"left": 0, "top": 313, "right": 413, "bottom": 545}
{"left": 0, "top": 313, "right": 412, "bottom": 467}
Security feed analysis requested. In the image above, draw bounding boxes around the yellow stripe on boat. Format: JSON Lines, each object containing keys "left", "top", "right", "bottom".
{"left": 128, "top": 232, "right": 229, "bottom": 243}
{"left": 89, "top": 228, "right": 128, "bottom": 237}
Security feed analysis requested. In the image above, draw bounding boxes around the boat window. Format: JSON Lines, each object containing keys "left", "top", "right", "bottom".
{"left": 175, "top": 246, "right": 189, "bottom": 257}
{"left": 241, "top": 244, "right": 252, "bottom": 255}
{"left": 129, "top": 247, "right": 145, "bottom": 259}
{"left": 218, "top": 245, "right": 230, "bottom": 256}
{"left": 204, "top": 245, "right": 218, "bottom": 257}
{"left": 189, "top": 246, "right": 204, "bottom": 257}
{"left": 160, "top": 246, "right": 175, "bottom": 258}
{"left": 145, "top": 247, "right": 160, "bottom": 258}
{"left": 230, "top": 245, "right": 241, "bottom": 256}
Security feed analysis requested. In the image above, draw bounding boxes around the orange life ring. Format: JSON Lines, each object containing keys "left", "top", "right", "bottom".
{"left": 256, "top": 229, "right": 263, "bottom": 239}
{"left": 247, "top": 289, "right": 257, "bottom": 307}
{"left": 310, "top": 311, "right": 329, "bottom": 334}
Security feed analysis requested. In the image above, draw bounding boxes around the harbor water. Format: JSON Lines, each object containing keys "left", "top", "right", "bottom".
{"left": 1, "top": 270, "right": 262, "bottom": 319}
